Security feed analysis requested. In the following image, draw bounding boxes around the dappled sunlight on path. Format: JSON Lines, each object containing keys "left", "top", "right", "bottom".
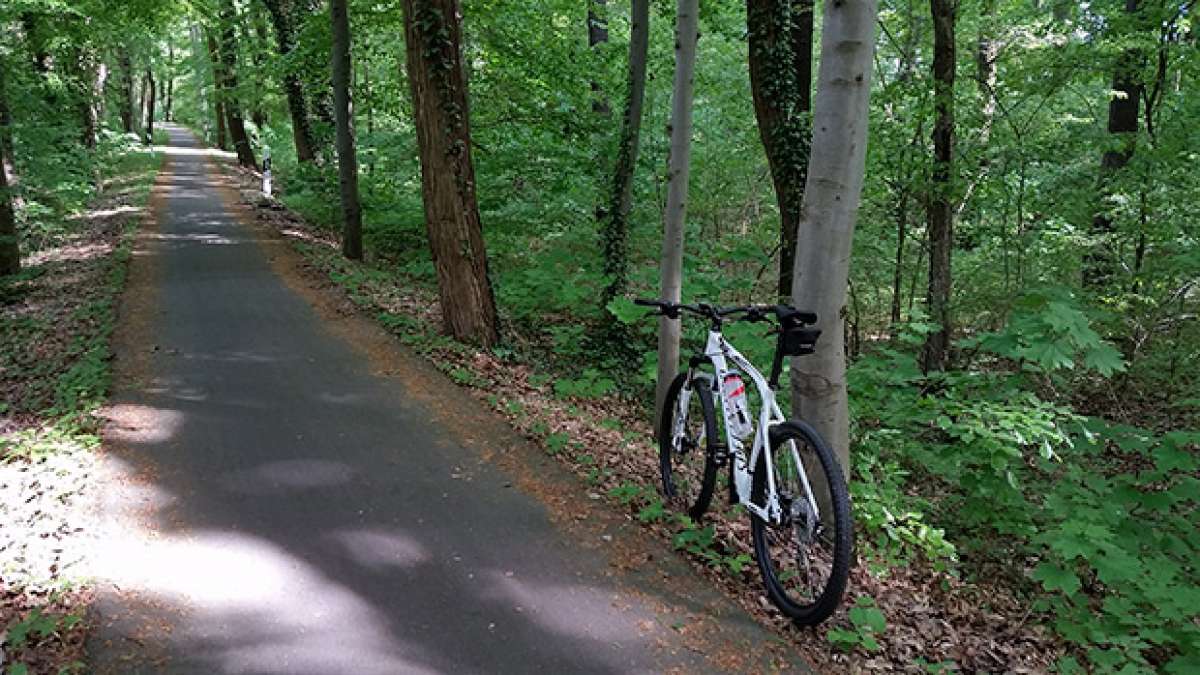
{"left": 88, "top": 124, "right": 788, "bottom": 673}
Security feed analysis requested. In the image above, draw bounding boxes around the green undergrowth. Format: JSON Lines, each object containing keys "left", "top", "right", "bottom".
{"left": 850, "top": 297, "right": 1200, "bottom": 672}
{"left": 301, "top": 237, "right": 1199, "bottom": 671}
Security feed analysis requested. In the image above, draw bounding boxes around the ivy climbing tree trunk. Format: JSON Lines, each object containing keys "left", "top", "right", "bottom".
{"left": 599, "top": 0, "right": 649, "bottom": 307}
{"left": 922, "top": 0, "right": 957, "bottom": 373}
{"left": 217, "top": 0, "right": 258, "bottom": 169}
{"left": 0, "top": 59, "right": 17, "bottom": 276}
{"left": 655, "top": 0, "right": 700, "bottom": 429}
{"left": 262, "top": 0, "right": 317, "bottom": 163}
{"left": 330, "top": 0, "right": 362, "bottom": 260}
{"left": 747, "top": 0, "right": 814, "bottom": 302}
{"left": 401, "top": 0, "right": 500, "bottom": 347}
{"left": 790, "top": 0, "right": 879, "bottom": 473}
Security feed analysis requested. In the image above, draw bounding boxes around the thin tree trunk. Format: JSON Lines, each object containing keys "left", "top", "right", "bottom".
{"left": 218, "top": 0, "right": 259, "bottom": 168}
{"left": 330, "top": 0, "right": 362, "bottom": 260}
{"left": 165, "top": 42, "right": 175, "bottom": 121}
{"left": 205, "top": 34, "right": 230, "bottom": 150}
{"left": 654, "top": 0, "right": 700, "bottom": 429}
{"left": 599, "top": 0, "right": 650, "bottom": 307}
{"left": 747, "top": 0, "right": 813, "bottom": 302}
{"left": 588, "top": 0, "right": 611, "bottom": 115}
{"left": 890, "top": 187, "right": 909, "bottom": 326}
{"left": 1086, "top": 0, "right": 1142, "bottom": 287}
{"left": 145, "top": 68, "right": 156, "bottom": 144}
{"left": 119, "top": 48, "right": 134, "bottom": 134}
{"left": 976, "top": 0, "right": 998, "bottom": 150}
{"left": 401, "top": 0, "right": 500, "bottom": 347}
{"left": 262, "top": 0, "right": 317, "bottom": 163}
{"left": 0, "top": 59, "right": 17, "bottom": 276}
{"left": 921, "top": 0, "right": 956, "bottom": 373}
{"left": 790, "top": 0, "right": 879, "bottom": 473}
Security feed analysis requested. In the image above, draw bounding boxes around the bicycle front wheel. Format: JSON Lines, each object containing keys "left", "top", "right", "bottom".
{"left": 659, "top": 372, "right": 719, "bottom": 521}
{"left": 750, "top": 420, "right": 852, "bottom": 626}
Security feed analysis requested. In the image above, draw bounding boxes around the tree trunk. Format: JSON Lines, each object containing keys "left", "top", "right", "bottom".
{"left": 1086, "top": 0, "right": 1142, "bottom": 288}
{"left": 921, "top": 0, "right": 956, "bottom": 373}
{"left": 78, "top": 50, "right": 102, "bottom": 149}
{"left": 165, "top": 42, "right": 175, "bottom": 121}
{"left": 889, "top": 187, "right": 909, "bottom": 325}
{"left": 330, "top": 0, "right": 362, "bottom": 260}
{"left": 588, "top": 0, "right": 611, "bottom": 115}
{"left": 401, "top": 0, "right": 500, "bottom": 347}
{"left": 205, "top": 34, "right": 230, "bottom": 150}
{"left": 119, "top": 48, "right": 135, "bottom": 134}
{"left": 789, "top": 0, "right": 879, "bottom": 473}
{"left": 599, "top": 0, "right": 650, "bottom": 306}
{"left": 217, "top": 0, "right": 259, "bottom": 168}
{"left": 747, "top": 0, "right": 813, "bottom": 302}
{"left": 0, "top": 59, "right": 17, "bottom": 276}
{"left": 976, "top": 0, "right": 998, "bottom": 150}
{"left": 261, "top": 0, "right": 316, "bottom": 162}
{"left": 145, "top": 68, "right": 156, "bottom": 144}
{"left": 654, "top": 0, "right": 700, "bottom": 429}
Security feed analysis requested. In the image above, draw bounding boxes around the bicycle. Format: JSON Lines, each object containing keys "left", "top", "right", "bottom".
{"left": 635, "top": 299, "right": 853, "bottom": 626}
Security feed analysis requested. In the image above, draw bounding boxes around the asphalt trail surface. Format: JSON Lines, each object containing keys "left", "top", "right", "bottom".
{"left": 88, "top": 125, "right": 802, "bottom": 674}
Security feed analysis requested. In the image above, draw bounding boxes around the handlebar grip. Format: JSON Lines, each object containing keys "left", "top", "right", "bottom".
{"left": 634, "top": 298, "right": 661, "bottom": 307}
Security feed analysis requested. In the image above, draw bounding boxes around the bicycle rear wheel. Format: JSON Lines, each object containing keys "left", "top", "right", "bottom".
{"left": 750, "top": 420, "right": 852, "bottom": 626}
{"left": 659, "top": 372, "right": 719, "bottom": 520}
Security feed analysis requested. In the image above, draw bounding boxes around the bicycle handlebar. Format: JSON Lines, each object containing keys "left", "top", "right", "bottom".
{"left": 634, "top": 299, "right": 817, "bottom": 326}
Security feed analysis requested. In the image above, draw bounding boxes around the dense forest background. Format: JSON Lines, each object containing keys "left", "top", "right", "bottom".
{"left": 1, "top": 0, "right": 1198, "bottom": 671}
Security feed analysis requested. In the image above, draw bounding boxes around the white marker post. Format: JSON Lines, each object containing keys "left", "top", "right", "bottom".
{"left": 262, "top": 146, "right": 272, "bottom": 198}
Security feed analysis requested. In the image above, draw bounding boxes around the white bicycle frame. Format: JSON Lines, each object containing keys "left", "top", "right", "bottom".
{"left": 672, "top": 329, "right": 821, "bottom": 526}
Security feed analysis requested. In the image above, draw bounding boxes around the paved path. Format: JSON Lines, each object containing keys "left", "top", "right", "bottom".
{"left": 89, "top": 125, "right": 800, "bottom": 674}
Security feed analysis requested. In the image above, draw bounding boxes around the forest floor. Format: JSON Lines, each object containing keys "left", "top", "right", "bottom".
{"left": 0, "top": 145, "right": 161, "bottom": 674}
{"left": 219, "top": 159, "right": 1063, "bottom": 670}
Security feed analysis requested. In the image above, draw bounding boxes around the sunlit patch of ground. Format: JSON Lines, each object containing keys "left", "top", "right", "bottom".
{"left": 0, "top": 147, "right": 161, "bottom": 674}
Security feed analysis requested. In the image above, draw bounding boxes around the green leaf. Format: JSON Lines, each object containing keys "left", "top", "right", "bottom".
{"left": 606, "top": 296, "right": 643, "bottom": 325}
{"left": 1032, "top": 561, "right": 1081, "bottom": 595}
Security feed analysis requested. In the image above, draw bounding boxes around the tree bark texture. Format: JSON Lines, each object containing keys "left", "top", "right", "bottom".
{"left": 747, "top": 0, "right": 813, "bottom": 302}
{"left": 263, "top": 0, "right": 317, "bottom": 163}
{"left": 330, "top": 0, "right": 363, "bottom": 260}
{"left": 921, "top": 0, "right": 956, "bottom": 373}
{"left": 401, "top": 0, "right": 500, "bottom": 347}
{"left": 654, "top": 0, "right": 700, "bottom": 430}
{"left": 789, "top": 0, "right": 879, "bottom": 473}
{"left": 217, "top": 0, "right": 259, "bottom": 168}
{"left": 599, "top": 0, "right": 650, "bottom": 306}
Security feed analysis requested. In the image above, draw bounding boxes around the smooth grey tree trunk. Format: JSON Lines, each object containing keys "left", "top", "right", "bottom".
{"left": 654, "top": 0, "right": 700, "bottom": 431}
{"left": 330, "top": 0, "right": 362, "bottom": 260}
{"left": 790, "top": 0, "right": 879, "bottom": 473}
